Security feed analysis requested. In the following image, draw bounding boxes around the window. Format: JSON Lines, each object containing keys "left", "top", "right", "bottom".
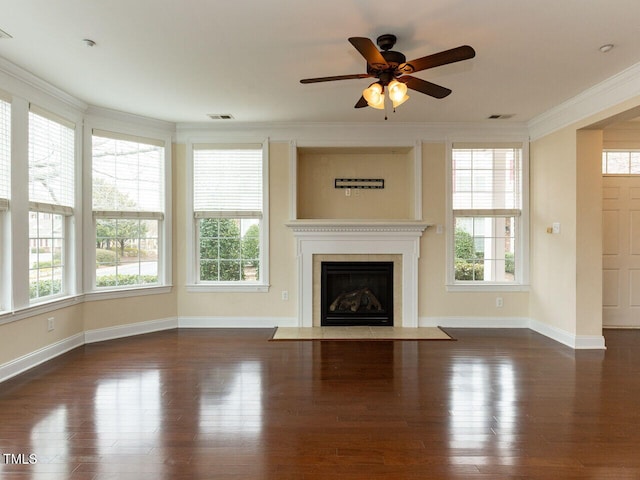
{"left": 92, "top": 131, "right": 165, "bottom": 289}
{"left": 0, "top": 97, "right": 10, "bottom": 310}
{"left": 192, "top": 144, "right": 267, "bottom": 288}
{"left": 602, "top": 150, "right": 640, "bottom": 174}
{"left": 450, "top": 144, "right": 523, "bottom": 285}
{"left": 28, "top": 107, "right": 75, "bottom": 301}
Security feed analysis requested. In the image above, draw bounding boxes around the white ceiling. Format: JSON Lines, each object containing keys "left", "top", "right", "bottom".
{"left": 1, "top": 0, "right": 639, "bottom": 125}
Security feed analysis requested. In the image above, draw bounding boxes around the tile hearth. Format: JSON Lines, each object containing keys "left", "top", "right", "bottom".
{"left": 271, "top": 326, "right": 454, "bottom": 341}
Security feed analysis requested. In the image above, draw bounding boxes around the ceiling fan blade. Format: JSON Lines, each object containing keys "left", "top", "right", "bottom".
{"left": 399, "top": 76, "right": 452, "bottom": 99}
{"left": 300, "top": 73, "right": 372, "bottom": 84}
{"left": 354, "top": 96, "right": 368, "bottom": 108}
{"left": 398, "top": 45, "right": 475, "bottom": 74}
{"left": 348, "top": 37, "right": 389, "bottom": 69}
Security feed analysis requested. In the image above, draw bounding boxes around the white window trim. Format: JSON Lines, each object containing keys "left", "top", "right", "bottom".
{"left": 83, "top": 117, "right": 173, "bottom": 297}
{"left": 186, "top": 139, "right": 270, "bottom": 292}
{"left": 445, "top": 140, "right": 530, "bottom": 291}
{"left": 0, "top": 95, "right": 10, "bottom": 313}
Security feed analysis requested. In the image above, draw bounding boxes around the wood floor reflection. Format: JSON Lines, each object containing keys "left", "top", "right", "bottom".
{"left": 0, "top": 328, "right": 638, "bottom": 479}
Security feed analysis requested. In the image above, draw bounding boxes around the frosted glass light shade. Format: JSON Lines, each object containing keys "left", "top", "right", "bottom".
{"left": 363, "top": 83, "right": 385, "bottom": 109}
{"left": 392, "top": 94, "right": 409, "bottom": 108}
{"left": 388, "top": 80, "right": 408, "bottom": 103}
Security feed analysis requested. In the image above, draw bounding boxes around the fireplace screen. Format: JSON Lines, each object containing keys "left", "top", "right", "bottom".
{"left": 321, "top": 261, "right": 393, "bottom": 326}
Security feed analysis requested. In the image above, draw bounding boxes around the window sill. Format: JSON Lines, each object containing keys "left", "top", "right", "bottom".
{"left": 84, "top": 285, "right": 173, "bottom": 302}
{"left": 0, "top": 294, "right": 83, "bottom": 326}
{"left": 446, "top": 283, "right": 530, "bottom": 292}
{"left": 186, "top": 283, "right": 270, "bottom": 293}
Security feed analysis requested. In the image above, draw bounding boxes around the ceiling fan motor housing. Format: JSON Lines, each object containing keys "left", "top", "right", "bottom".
{"left": 367, "top": 50, "right": 407, "bottom": 79}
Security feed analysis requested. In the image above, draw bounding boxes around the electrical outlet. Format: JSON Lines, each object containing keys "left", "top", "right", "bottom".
{"left": 281, "top": 290, "right": 289, "bottom": 301}
{"left": 47, "top": 317, "right": 55, "bottom": 331}
{"left": 496, "top": 297, "right": 503, "bottom": 308}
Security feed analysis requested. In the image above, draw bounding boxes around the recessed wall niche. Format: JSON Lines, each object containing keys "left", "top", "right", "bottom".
{"left": 295, "top": 146, "right": 417, "bottom": 220}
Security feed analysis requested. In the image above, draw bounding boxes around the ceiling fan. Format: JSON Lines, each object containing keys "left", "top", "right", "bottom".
{"left": 300, "top": 34, "right": 475, "bottom": 110}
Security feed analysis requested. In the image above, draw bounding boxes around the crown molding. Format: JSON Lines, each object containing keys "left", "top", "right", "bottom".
{"left": 176, "top": 121, "right": 529, "bottom": 144}
{"left": 0, "top": 56, "right": 87, "bottom": 113}
{"left": 528, "top": 61, "right": 640, "bottom": 141}
{"left": 85, "top": 105, "right": 176, "bottom": 135}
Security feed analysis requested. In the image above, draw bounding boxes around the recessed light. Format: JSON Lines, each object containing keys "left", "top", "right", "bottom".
{"left": 599, "top": 44, "right": 614, "bottom": 53}
{"left": 0, "top": 28, "right": 12, "bottom": 39}
{"left": 488, "top": 114, "right": 514, "bottom": 120}
{"left": 83, "top": 38, "right": 96, "bottom": 47}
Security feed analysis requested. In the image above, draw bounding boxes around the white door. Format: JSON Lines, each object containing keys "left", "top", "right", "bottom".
{"left": 602, "top": 175, "right": 640, "bottom": 327}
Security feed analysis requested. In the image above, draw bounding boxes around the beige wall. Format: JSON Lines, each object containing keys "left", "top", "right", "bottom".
{"left": 576, "top": 130, "right": 604, "bottom": 336}
{"left": 83, "top": 293, "right": 177, "bottom": 332}
{"left": 296, "top": 147, "right": 415, "bottom": 219}
{"left": 530, "top": 128, "right": 579, "bottom": 334}
{"left": 603, "top": 120, "right": 640, "bottom": 149}
{"left": 175, "top": 141, "right": 297, "bottom": 319}
{"left": 0, "top": 304, "right": 84, "bottom": 366}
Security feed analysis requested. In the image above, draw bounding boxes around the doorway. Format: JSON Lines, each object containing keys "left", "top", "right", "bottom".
{"left": 602, "top": 153, "right": 640, "bottom": 327}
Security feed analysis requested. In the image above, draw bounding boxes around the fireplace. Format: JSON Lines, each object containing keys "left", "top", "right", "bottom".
{"left": 321, "top": 261, "right": 393, "bottom": 326}
{"left": 285, "top": 220, "right": 430, "bottom": 328}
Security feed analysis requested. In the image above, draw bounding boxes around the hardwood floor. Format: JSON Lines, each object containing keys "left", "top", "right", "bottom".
{"left": 0, "top": 328, "right": 639, "bottom": 479}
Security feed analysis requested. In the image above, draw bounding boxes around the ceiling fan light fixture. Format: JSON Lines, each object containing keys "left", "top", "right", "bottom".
{"left": 363, "top": 83, "right": 385, "bottom": 109}
{"left": 300, "top": 35, "right": 475, "bottom": 113}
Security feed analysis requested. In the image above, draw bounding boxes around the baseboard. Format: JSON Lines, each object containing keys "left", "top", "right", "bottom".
{"left": 84, "top": 317, "right": 178, "bottom": 344}
{"left": 0, "top": 332, "right": 85, "bottom": 383}
{"left": 421, "top": 316, "right": 606, "bottom": 349}
{"left": 420, "top": 316, "right": 530, "bottom": 328}
{"left": 528, "top": 318, "right": 606, "bottom": 349}
{"left": 178, "top": 316, "right": 298, "bottom": 329}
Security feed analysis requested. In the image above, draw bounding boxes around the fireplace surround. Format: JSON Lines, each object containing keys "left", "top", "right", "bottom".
{"left": 286, "top": 220, "right": 430, "bottom": 327}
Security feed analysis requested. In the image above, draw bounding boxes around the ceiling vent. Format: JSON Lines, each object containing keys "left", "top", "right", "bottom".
{"left": 207, "top": 114, "right": 234, "bottom": 120}
{"left": 488, "top": 114, "right": 514, "bottom": 119}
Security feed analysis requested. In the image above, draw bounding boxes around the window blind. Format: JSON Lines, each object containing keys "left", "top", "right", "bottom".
{"left": 452, "top": 146, "right": 521, "bottom": 214}
{"left": 193, "top": 146, "right": 263, "bottom": 216}
{"left": 0, "top": 98, "right": 9, "bottom": 211}
{"left": 28, "top": 109, "right": 75, "bottom": 209}
{"left": 92, "top": 131, "right": 164, "bottom": 213}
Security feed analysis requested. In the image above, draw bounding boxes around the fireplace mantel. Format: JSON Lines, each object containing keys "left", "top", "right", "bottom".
{"left": 285, "top": 220, "right": 431, "bottom": 234}
{"left": 286, "top": 220, "right": 431, "bottom": 327}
